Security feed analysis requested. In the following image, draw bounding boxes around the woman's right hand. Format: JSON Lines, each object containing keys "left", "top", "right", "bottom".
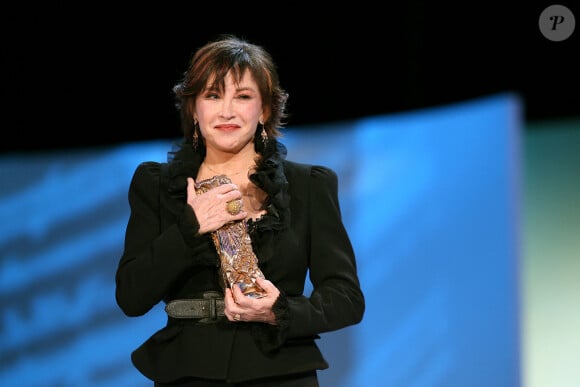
{"left": 186, "top": 177, "right": 247, "bottom": 234}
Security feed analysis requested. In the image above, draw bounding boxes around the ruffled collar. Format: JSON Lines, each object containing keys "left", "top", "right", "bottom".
{"left": 165, "top": 139, "right": 290, "bottom": 233}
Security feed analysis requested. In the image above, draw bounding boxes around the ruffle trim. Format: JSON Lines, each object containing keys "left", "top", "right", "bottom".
{"left": 165, "top": 139, "right": 290, "bottom": 237}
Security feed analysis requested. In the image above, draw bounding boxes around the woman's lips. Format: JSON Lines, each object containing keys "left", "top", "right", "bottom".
{"left": 215, "top": 124, "right": 239, "bottom": 132}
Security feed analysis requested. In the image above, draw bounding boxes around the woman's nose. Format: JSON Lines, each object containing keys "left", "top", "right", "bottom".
{"left": 219, "top": 98, "right": 235, "bottom": 118}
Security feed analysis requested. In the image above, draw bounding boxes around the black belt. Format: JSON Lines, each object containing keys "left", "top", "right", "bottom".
{"left": 165, "top": 291, "right": 225, "bottom": 323}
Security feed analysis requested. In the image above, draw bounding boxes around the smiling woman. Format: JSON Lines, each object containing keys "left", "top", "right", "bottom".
{"left": 114, "top": 34, "right": 365, "bottom": 386}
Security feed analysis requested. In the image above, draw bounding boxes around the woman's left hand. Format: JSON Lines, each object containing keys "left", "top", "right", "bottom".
{"left": 224, "top": 278, "right": 280, "bottom": 325}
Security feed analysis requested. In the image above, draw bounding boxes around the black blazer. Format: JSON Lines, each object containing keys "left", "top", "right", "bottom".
{"left": 115, "top": 142, "right": 365, "bottom": 383}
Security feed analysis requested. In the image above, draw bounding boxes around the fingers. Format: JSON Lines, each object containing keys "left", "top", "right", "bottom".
{"left": 211, "top": 182, "right": 240, "bottom": 194}
{"left": 188, "top": 179, "right": 240, "bottom": 200}
{"left": 224, "top": 287, "right": 237, "bottom": 309}
{"left": 190, "top": 181, "right": 244, "bottom": 214}
{"left": 255, "top": 278, "right": 273, "bottom": 291}
{"left": 225, "top": 284, "right": 250, "bottom": 309}
{"left": 215, "top": 186, "right": 246, "bottom": 220}
{"left": 225, "top": 281, "right": 279, "bottom": 324}
{"left": 256, "top": 278, "right": 280, "bottom": 298}
{"left": 232, "top": 283, "right": 245, "bottom": 303}
{"left": 224, "top": 288, "right": 243, "bottom": 322}
{"left": 214, "top": 184, "right": 243, "bottom": 201}
{"left": 199, "top": 182, "right": 243, "bottom": 207}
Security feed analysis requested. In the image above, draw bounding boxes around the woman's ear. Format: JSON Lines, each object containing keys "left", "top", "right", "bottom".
{"left": 260, "top": 110, "right": 270, "bottom": 124}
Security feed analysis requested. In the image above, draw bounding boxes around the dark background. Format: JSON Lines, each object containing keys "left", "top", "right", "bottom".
{"left": 2, "top": 2, "right": 579, "bottom": 153}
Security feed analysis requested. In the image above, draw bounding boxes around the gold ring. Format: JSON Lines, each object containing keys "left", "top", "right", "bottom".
{"left": 233, "top": 313, "right": 241, "bottom": 321}
{"left": 226, "top": 199, "right": 242, "bottom": 215}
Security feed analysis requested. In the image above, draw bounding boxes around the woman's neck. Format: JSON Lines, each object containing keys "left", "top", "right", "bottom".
{"left": 202, "top": 147, "right": 258, "bottom": 177}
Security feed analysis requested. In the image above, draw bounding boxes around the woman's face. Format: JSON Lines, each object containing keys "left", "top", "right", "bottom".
{"left": 194, "top": 70, "right": 264, "bottom": 155}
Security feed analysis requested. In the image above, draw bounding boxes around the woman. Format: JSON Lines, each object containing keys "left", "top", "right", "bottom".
{"left": 115, "top": 34, "right": 365, "bottom": 386}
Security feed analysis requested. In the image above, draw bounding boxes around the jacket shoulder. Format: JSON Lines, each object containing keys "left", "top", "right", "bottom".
{"left": 128, "top": 161, "right": 167, "bottom": 197}
{"left": 132, "top": 161, "right": 164, "bottom": 179}
{"left": 282, "top": 160, "right": 337, "bottom": 182}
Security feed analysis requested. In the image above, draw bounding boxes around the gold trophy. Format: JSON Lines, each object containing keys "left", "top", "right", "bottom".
{"left": 195, "top": 175, "right": 266, "bottom": 300}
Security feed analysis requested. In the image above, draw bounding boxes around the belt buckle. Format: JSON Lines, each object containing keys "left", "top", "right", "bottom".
{"left": 199, "top": 291, "right": 223, "bottom": 323}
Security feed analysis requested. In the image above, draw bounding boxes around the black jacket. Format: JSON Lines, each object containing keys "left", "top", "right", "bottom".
{"left": 115, "top": 141, "right": 365, "bottom": 383}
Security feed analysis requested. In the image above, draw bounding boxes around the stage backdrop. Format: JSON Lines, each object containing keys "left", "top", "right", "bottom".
{"left": 1, "top": 93, "right": 522, "bottom": 387}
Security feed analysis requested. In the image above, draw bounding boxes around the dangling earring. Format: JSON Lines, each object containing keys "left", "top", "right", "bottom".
{"left": 193, "top": 120, "right": 199, "bottom": 150}
{"left": 260, "top": 121, "right": 268, "bottom": 146}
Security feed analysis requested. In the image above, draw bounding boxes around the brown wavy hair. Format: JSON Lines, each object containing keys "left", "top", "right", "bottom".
{"left": 173, "top": 34, "right": 289, "bottom": 149}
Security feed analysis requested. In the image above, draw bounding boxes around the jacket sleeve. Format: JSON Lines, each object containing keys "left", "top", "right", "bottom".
{"left": 286, "top": 165, "right": 365, "bottom": 338}
{"left": 115, "top": 161, "right": 217, "bottom": 317}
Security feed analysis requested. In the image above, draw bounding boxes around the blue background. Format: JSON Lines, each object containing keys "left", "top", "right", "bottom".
{"left": 2, "top": 93, "right": 523, "bottom": 386}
